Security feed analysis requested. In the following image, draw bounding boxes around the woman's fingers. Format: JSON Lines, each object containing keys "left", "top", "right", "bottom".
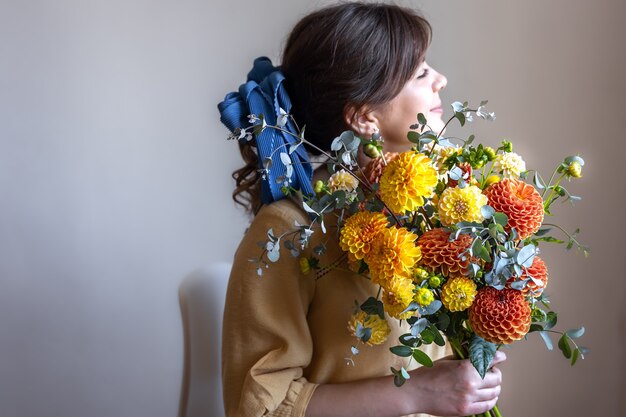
{"left": 478, "top": 366, "right": 502, "bottom": 388}
{"left": 490, "top": 350, "right": 507, "bottom": 366}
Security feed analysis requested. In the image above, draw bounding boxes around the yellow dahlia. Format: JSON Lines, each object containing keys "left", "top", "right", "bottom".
{"left": 484, "top": 179, "right": 544, "bottom": 240}
{"left": 415, "top": 287, "right": 435, "bottom": 307}
{"left": 339, "top": 211, "right": 389, "bottom": 262}
{"left": 347, "top": 310, "right": 391, "bottom": 346}
{"left": 417, "top": 228, "right": 473, "bottom": 277}
{"left": 382, "top": 276, "right": 416, "bottom": 319}
{"left": 440, "top": 276, "right": 477, "bottom": 312}
{"left": 365, "top": 227, "right": 421, "bottom": 286}
{"left": 493, "top": 152, "right": 526, "bottom": 179}
{"left": 328, "top": 169, "right": 359, "bottom": 193}
{"left": 379, "top": 152, "right": 437, "bottom": 213}
{"left": 469, "top": 287, "right": 531, "bottom": 344}
{"left": 438, "top": 185, "right": 488, "bottom": 226}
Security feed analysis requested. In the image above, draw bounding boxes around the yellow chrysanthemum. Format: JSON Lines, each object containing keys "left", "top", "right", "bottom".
{"left": 347, "top": 311, "right": 391, "bottom": 346}
{"left": 438, "top": 185, "right": 488, "bottom": 226}
{"left": 415, "top": 287, "right": 434, "bottom": 307}
{"left": 440, "top": 276, "right": 477, "bottom": 312}
{"left": 493, "top": 152, "right": 526, "bottom": 179}
{"left": 339, "top": 211, "right": 389, "bottom": 262}
{"left": 382, "top": 276, "right": 416, "bottom": 319}
{"left": 328, "top": 169, "right": 359, "bottom": 193}
{"left": 379, "top": 152, "right": 438, "bottom": 213}
{"left": 365, "top": 227, "right": 421, "bottom": 286}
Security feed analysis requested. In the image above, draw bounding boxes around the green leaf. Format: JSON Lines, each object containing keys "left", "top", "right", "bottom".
{"left": 571, "top": 348, "right": 580, "bottom": 366}
{"left": 469, "top": 335, "right": 497, "bottom": 379}
{"left": 455, "top": 111, "right": 466, "bottom": 126}
{"left": 545, "top": 311, "right": 558, "bottom": 330}
{"left": 355, "top": 324, "right": 372, "bottom": 343}
{"left": 436, "top": 313, "right": 450, "bottom": 331}
{"left": 360, "top": 297, "right": 385, "bottom": 319}
{"left": 539, "top": 331, "right": 553, "bottom": 351}
{"left": 529, "top": 324, "right": 543, "bottom": 333}
{"left": 412, "top": 349, "right": 434, "bottom": 367}
{"left": 566, "top": 326, "right": 585, "bottom": 339}
{"left": 558, "top": 334, "right": 572, "bottom": 359}
{"left": 390, "top": 345, "right": 413, "bottom": 357}
{"left": 417, "top": 113, "right": 427, "bottom": 125}
{"left": 407, "top": 131, "right": 420, "bottom": 144}
{"left": 429, "top": 324, "right": 446, "bottom": 347}
{"left": 493, "top": 212, "right": 508, "bottom": 226}
{"left": 420, "top": 328, "right": 435, "bottom": 344}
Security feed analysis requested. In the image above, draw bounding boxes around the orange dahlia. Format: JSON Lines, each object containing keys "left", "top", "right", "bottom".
{"left": 469, "top": 287, "right": 531, "bottom": 344}
{"left": 362, "top": 152, "right": 399, "bottom": 184}
{"left": 417, "top": 228, "right": 473, "bottom": 277}
{"left": 483, "top": 178, "right": 544, "bottom": 240}
{"left": 379, "top": 151, "right": 438, "bottom": 213}
{"left": 339, "top": 211, "right": 389, "bottom": 262}
{"left": 365, "top": 227, "right": 421, "bottom": 286}
{"left": 507, "top": 256, "right": 548, "bottom": 297}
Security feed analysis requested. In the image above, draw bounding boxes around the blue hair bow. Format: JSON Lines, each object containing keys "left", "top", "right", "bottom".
{"left": 218, "top": 57, "right": 314, "bottom": 204}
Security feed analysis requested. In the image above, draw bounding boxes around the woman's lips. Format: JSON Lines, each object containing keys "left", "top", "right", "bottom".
{"left": 430, "top": 106, "right": 443, "bottom": 113}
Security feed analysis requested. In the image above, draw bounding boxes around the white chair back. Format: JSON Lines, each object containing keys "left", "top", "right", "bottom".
{"left": 178, "top": 263, "right": 231, "bottom": 417}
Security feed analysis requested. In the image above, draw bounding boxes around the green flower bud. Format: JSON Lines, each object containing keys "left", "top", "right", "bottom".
{"left": 363, "top": 143, "right": 381, "bottom": 159}
{"left": 501, "top": 140, "right": 513, "bottom": 152}
{"left": 484, "top": 146, "right": 497, "bottom": 161}
{"left": 428, "top": 275, "right": 442, "bottom": 288}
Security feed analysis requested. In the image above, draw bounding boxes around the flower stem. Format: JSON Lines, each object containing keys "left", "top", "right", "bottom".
{"left": 492, "top": 404, "right": 503, "bottom": 417}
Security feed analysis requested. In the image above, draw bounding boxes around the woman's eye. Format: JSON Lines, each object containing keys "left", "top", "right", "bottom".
{"left": 417, "top": 68, "right": 429, "bottom": 79}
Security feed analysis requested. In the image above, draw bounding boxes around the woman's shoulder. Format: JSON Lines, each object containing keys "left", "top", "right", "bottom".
{"left": 252, "top": 196, "right": 310, "bottom": 230}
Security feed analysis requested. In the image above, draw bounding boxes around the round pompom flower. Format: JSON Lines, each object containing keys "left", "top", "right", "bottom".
{"left": 381, "top": 276, "right": 415, "bottom": 319}
{"left": 440, "top": 276, "right": 477, "bottom": 312}
{"left": 415, "top": 286, "right": 435, "bottom": 307}
{"left": 417, "top": 228, "right": 473, "bottom": 277}
{"left": 365, "top": 227, "right": 421, "bottom": 286}
{"left": 339, "top": 211, "right": 389, "bottom": 262}
{"left": 438, "top": 185, "right": 488, "bottom": 226}
{"left": 363, "top": 152, "right": 399, "bottom": 184}
{"left": 493, "top": 152, "right": 526, "bottom": 179}
{"left": 469, "top": 287, "right": 532, "bottom": 344}
{"left": 347, "top": 311, "right": 391, "bottom": 346}
{"left": 328, "top": 169, "right": 359, "bottom": 193}
{"left": 484, "top": 179, "right": 544, "bottom": 240}
{"left": 379, "top": 152, "right": 438, "bottom": 213}
{"left": 508, "top": 256, "right": 548, "bottom": 297}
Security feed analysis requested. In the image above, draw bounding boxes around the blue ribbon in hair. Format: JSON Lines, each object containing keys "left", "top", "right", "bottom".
{"left": 218, "top": 57, "right": 314, "bottom": 204}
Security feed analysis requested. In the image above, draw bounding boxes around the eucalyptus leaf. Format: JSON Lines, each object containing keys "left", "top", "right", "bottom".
{"left": 360, "top": 297, "right": 385, "bottom": 319}
{"left": 481, "top": 205, "right": 495, "bottom": 220}
{"left": 411, "top": 318, "right": 429, "bottom": 336}
{"left": 469, "top": 335, "right": 497, "bottom": 379}
{"left": 356, "top": 324, "right": 372, "bottom": 343}
{"left": 539, "top": 331, "right": 554, "bottom": 351}
{"left": 571, "top": 348, "right": 580, "bottom": 366}
{"left": 558, "top": 334, "right": 572, "bottom": 359}
{"left": 493, "top": 212, "right": 508, "bottom": 227}
{"left": 566, "top": 327, "right": 585, "bottom": 339}
{"left": 412, "top": 349, "right": 434, "bottom": 367}
{"left": 390, "top": 345, "right": 413, "bottom": 357}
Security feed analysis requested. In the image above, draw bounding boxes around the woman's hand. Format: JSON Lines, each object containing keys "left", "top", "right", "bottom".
{"left": 407, "top": 350, "right": 506, "bottom": 417}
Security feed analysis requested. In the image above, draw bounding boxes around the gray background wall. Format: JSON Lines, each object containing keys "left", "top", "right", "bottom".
{"left": 1, "top": 0, "right": 624, "bottom": 416}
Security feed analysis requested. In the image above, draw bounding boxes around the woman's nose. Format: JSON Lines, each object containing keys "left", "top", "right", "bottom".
{"left": 432, "top": 70, "right": 447, "bottom": 92}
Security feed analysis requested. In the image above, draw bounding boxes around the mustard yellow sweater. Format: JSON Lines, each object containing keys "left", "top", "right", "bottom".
{"left": 222, "top": 198, "right": 448, "bottom": 417}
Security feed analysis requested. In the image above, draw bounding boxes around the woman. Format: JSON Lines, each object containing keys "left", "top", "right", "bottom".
{"left": 218, "top": 3, "right": 505, "bottom": 417}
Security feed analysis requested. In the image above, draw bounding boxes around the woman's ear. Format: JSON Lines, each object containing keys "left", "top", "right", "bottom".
{"left": 344, "top": 105, "right": 378, "bottom": 137}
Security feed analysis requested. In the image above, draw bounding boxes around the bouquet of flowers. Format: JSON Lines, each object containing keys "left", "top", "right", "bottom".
{"left": 233, "top": 100, "right": 588, "bottom": 417}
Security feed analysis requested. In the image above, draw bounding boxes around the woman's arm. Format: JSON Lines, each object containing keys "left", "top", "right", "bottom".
{"left": 305, "top": 351, "right": 506, "bottom": 417}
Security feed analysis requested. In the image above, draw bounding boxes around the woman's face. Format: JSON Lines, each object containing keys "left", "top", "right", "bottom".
{"left": 373, "top": 61, "right": 448, "bottom": 153}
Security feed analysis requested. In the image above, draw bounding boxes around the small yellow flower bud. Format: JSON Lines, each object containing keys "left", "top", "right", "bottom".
{"left": 299, "top": 257, "right": 311, "bottom": 275}
{"left": 413, "top": 267, "right": 429, "bottom": 283}
{"left": 484, "top": 147, "right": 497, "bottom": 161}
{"left": 567, "top": 161, "right": 582, "bottom": 178}
{"left": 314, "top": 180, "right": 325, "bottom": 193}
{"left": 415, "top": 287, "right": 435, "bottom": 307}
{"left": 428, "top": 275, "right": 442, "bottom": 288}
{"left": 484, "top": 174, "right": 500, "bottom": 187}
{"left": 363, "top": 143, "right": 381, "bottom": 159}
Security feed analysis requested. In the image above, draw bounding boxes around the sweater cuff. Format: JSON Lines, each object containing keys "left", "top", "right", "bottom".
{"left": 264, "top": 378, "right": 318, "bottom": 417}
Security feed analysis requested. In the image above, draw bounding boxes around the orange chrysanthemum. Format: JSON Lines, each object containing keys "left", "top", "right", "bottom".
{"left": 363, "top": 152, "right": 399, "bottom": 184}
{"left": 469, "top": 287, "right": 531, "bottom": 344}
{"left": 379, "top": 152, "right": 438, "bottom": 213}
{"left": 417, "top": 228, "right": 473, "bottom": 277}
{"left": 483, "top": 179, "right": 544, "bottom": 240}
{"left": 507, "top": 256, "right": 549, "bottom": 297}
{"left": 339, "top": 211, "right": 389, "bottom": 262}
{"left": 365, "top": 227, "right": 421, "bottom": 286}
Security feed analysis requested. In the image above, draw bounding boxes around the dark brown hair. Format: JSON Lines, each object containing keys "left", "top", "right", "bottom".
{"left": 233, "top": 2, "right": 432, "bottom": 214}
